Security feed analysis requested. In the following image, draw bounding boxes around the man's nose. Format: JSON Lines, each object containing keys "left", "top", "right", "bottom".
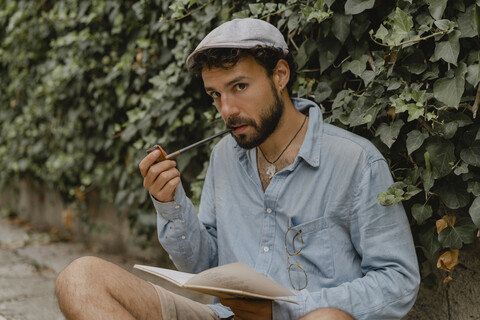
{"left": 219, "top": 94, "right": 239, "bottom": 119}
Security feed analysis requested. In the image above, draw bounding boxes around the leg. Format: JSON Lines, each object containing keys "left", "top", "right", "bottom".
{"left": 55, "top": 256, "right": 163, "bottom": 320}
{"left": 299, "top": 308, "right": 355, "bottom": 320}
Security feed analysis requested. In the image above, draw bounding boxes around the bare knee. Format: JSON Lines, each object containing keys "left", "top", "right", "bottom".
{"left": 55, "top": 256, "right": 107, "bottom": 311}
{"left": 56, "top": 256, "right": 105, "bottom": 293}
{"left": 300, "top": 307, "right": 355, "bottom": 320}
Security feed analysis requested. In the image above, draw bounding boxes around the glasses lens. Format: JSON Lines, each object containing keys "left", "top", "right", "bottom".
{"left": 285, "top": 228, "right": 303, "bottom": 256}
{"left": 288, "top": 263, "right": 307, "bottom": 290}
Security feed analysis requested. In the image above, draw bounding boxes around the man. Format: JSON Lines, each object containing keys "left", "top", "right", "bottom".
{"left": 56, "top": 18, "right": 420, "bottom": 319}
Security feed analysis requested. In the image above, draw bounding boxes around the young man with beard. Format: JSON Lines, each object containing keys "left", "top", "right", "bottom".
{"left": 55, "top": 18, "right": 420, "bottom": 320}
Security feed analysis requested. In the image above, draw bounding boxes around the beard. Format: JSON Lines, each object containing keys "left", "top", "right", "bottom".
{"left": 226, "top": 82, "right": 284, "bottom": 150}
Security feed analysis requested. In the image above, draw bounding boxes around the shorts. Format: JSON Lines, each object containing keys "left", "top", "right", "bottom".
{"left": 150, "top": 283, "right": 221, "bottom": 320}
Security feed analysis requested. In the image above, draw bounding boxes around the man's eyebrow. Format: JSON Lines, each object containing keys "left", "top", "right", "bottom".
{"left": 204, "top": 76, "right": 252, "bottom": 92}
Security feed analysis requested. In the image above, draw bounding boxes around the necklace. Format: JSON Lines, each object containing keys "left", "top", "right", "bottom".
{"left": 258, "top": 114, "right": 307, "bottom": 179}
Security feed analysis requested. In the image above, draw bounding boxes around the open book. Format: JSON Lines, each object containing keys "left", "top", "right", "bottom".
{"left": 134, "top": 262, "right": 297, "bottom": 303}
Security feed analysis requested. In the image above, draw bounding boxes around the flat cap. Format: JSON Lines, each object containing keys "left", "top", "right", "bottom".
{"left": 186, "top": 18, "right": 288, "bottom": 69}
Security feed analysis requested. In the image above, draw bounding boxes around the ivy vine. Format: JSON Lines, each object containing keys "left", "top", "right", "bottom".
{"left": 1, "top": 0, "right": 479, "bottom": 283}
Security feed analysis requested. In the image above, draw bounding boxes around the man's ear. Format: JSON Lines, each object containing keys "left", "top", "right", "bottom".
{"left": 273, "top": 59, "right": 290, "bottom": 91}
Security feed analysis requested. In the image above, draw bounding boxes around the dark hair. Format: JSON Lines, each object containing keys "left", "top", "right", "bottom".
{"left": 188, "top": 46, "right": 297, "bottom": 94}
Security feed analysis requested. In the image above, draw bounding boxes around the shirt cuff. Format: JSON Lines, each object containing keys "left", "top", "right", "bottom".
{"left": 150, "top": 183, "right": 187, "bottom": 221}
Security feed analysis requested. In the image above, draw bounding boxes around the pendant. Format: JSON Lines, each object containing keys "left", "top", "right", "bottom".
{"left": 266, "top": 163, "right": 276, "bottom": 179}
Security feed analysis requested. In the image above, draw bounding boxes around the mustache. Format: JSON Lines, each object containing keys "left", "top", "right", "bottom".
{"left": 226, "top": 116, "right": 257, "bottom": 129}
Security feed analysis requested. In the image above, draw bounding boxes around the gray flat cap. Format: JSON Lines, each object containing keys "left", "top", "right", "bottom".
{"left": 186, "top": 18, "right": 288, "bottom": 69}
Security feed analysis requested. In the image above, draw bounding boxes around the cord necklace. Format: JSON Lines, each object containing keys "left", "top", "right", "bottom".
{"left": 258, "top": 114, "right": 307, "bottom": 179}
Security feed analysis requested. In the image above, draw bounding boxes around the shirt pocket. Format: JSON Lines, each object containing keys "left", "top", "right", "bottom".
{"left": 290, "top": 216, "right": 334, "bottom": 279}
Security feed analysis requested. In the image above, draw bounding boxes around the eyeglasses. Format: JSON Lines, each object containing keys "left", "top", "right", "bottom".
{"left": 284, "top": 227, "right": 308, "bottom": 290}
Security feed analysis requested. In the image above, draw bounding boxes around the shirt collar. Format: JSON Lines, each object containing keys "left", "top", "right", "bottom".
{"left": 292, "top": 97, "right": 322, "bottom": 168}
{"left": 233, "top": 97, "right": 323, "bottom": 168}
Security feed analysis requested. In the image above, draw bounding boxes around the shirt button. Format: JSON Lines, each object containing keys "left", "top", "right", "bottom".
{"left": 263, "top": 246, "right": 269, "bottom": 252}
{"left": 181, "top": 235, "right": 186, "bottom": 240}
{"left": 266, "top": 208, "right": 272, "bottom": 213}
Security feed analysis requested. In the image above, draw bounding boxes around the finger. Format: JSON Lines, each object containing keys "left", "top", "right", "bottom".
{"left": 139, "top": 149, "right": 165, "bottom": 177}
{"left": 143, "top": 161, "right": 178, "bottom": 191}
{"left": 150, "top": 176, "right": 181, "bottom": 202}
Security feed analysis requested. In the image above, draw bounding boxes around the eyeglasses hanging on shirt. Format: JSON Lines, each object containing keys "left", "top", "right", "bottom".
{"left": 284, "top": 226, "right": 308, "bottom": 290}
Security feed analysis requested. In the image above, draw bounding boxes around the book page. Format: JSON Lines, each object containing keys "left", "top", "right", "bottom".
{"left": 133, "top": 265, "right": 196, "bottom": 286}
{"left": 183, "top": 285, "right": 297, "bottom": 303}
{"left": 185, "top": 262, "right": 294, "bottom": 298}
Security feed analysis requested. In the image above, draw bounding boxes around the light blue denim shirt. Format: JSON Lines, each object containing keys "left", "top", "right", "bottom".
{"left": 152, "top": 98, "right": 420, "bottom": 319}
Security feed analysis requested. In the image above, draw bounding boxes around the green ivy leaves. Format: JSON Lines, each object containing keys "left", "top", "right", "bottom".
{"left": 433, "top": 62, "right": 467, "bottom": 107}
{"left": 1, "top": 0, "right": 479, "bottom": 278}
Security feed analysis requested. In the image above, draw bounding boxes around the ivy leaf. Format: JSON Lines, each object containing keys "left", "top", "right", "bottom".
{"left": 468, "top": 181, "right": 480, "bottom": 197}
{"left": 302, "top": 4, "right": 332, "bottom": 24}
{"left": 457, "top": 5, "right": 477, "bottom": 38}
{"left": 419, "top": 225, "right": 441, "bottom": 257}
{"left": 460, "top": 141, "right": 480, "bottom": 167}
{"left": 349, "top": 102, "right": 380, "bottom": 127}
{"left": 377, "top": 182, "right": 405, "bottom": 206}
{"left": 469, "top": 197, "right": 480, "bottom": 229}
{"left": 344, "top": 0, "right": 375, "bottom": 15}
{"left": 325, "top": 0, "right": 335, "bottom": 8}
{"left": 438, "top": 227, "right": 462, "bottom": 249}
{"left": 406, "top": 103, "right": 424, "bottom": 122}
{"left": 375, "top": 119, "right": 404, "bottom": 148}
{"left": 296, "top": 39, "right": 318, "bottom": 70}
{"left": 454, "top": 162, "right": 469, "bottom": 175}
{"left": 404, "top": 184, "right": 422, "bottom": 200}
{"left": 404, "top": 49, "right": 428, "bottom": 74}
{"left": 466, "top": 64, "right": 480, "bottom": 87}
{"left": 433, "top": 62, "right": 467, "bottom": 108}
{"left": 391, "top": 7, "right": 413, "bottom": 44}
{"left": 434, "top": 19, "right": 455, "bottom": 31}
{"left": 406, "top": 129, "right": 428, "bottom": 155}
{"left": 351, "top": 13, "right": 371, "bottom": 41}
{"left": 318, "top": 36, "right": 342, "bottom": 73}
{"left": 436, "top": 179, "right": 470, "bottom": 209}
{"left": 287, "top": 12, "right": 302, "bottom": 32}
{"left": 428, "top": 0, "right": 448, "bottom": 20}
{"left": 439, "top": 218, "right": 477, "bottom": 248}
{"left": 374, "top": 24, "right": 389, "bottom": 41}
{"left": 411, "top": 89, "right": 426, "bottom": 104}
{"left": 393, "top": 98, "right": 410, "bottom": 113}
{"left": 342, "top": 55, "right": 369, "bottom": 76}
{"left": 360, "top": 70, "right": 375, "bottom": 86}
{"left": 412, "top": 203, "right": 433, "bottom": 225}
{"left": 314, "top": 82, "right": 332, "bottom": 104}
{"left": 332, "top": 13, "right": 352, "bottom": 44}
{"left": 424, "top": 137, "right": 456, "bottom": 179}
{"left": 248, "top": 3, "right": 264, "bottom": 16}
{"left": 438, "top": 110, "right": 474, "bottom": 128}
{"left": 430, "top": 30, "right": 460, "bottom": 65}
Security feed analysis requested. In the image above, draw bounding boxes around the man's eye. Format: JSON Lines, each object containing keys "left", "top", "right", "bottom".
{"left": 210, "top": 92, "right": 220, "bottom": 99}
{"left": 236, "top": 83, "right": 247, "bottom": 91}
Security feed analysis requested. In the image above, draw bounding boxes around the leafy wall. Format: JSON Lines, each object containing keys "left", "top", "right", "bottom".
{"left": 1, "top": 0, "right": 479, "bottom": 283}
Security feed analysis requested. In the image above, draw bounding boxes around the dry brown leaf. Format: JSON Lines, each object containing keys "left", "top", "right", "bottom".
{"left": 443, "top": 276, "right": 453, "bottom": 284}
{"left": 74, "top": 186, "right": 85, "bottom": 202}
{"left": 384, "top": 50, "right": 398, "bottom": 64}
{"left": 436, "top": 215, "right": 456, "bottom": 234}
{"left": 61, "top": 206, "right": 75, "bottom": 231}
{"left": 437, "top": 249, "right": 459, "bottom": 272}
{"left": 386, "top": 107, "right": 397, "bottom": 119}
